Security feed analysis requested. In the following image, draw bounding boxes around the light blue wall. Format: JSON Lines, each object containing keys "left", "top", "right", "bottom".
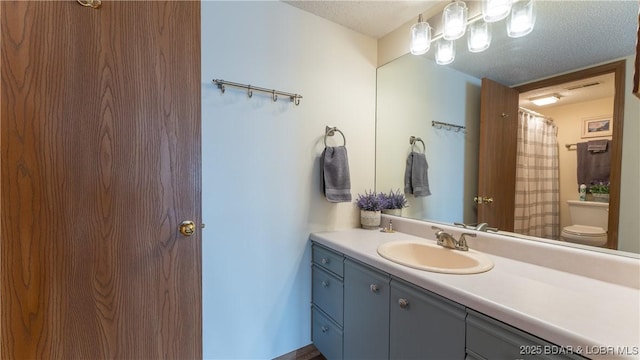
{"left": 376, "top": 54, "right": 481, "bottom": 224}
{"left": 201, "top": 2, "right": 377, "bottom": 358}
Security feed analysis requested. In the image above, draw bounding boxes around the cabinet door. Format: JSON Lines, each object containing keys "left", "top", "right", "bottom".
{"left": 466, "top": 310, "right": 587, "bottom": 360}
{"left": 343, "top": 259, "right": 390, "bottom": 360}
{"left": 390, "top": 279, "right": 466, "bottom": 360}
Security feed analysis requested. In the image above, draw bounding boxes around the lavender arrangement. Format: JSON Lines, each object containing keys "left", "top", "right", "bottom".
{"left": 589, "top": 180, "right": 610, "bottom": 194}
{"left": 355, "top": 190, "right": 386, "bottom": 211}
{"left": 381, "top": 189, "right": 408, "bottom": 210}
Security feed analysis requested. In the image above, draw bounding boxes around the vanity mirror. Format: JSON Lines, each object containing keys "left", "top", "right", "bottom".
{"left": 375, "top": 1, "right": 639, "bottom": 255}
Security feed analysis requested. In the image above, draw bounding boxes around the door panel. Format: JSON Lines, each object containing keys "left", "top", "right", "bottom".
{"left": 477, "top": 78, "right": 519, "bottom": 231}
{"left": 1, "top": 1, "right": 201, "bottom": 358}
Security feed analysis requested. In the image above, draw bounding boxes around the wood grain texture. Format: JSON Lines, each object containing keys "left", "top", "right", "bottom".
{"left": 477, "top": 78, "right": 519, "bottom": 232}
{"left": 1, "top": 1, "right": 202, "bottom": 358}
{"left": 514, "top": 61, "right": 626, "bottom": 250}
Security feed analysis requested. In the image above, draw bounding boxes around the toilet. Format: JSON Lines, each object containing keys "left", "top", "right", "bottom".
{"left": 560, "top": 200, "right": 608, "bottom": 247}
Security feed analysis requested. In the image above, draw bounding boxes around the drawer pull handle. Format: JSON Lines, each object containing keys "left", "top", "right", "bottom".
{"left": 398, "top": 298, "right": 409, "bottom": 309}
{"left": 370, "top": 284, "right": 380, "bottom": 293}
{"left": 321, "top": 326, "right": 329, "bottom": 333}
{"left": 321, "top": 280, "right": 329, "bottom": 288}
{"left": 321, "top": 258, "right": 330, "bottom": 265}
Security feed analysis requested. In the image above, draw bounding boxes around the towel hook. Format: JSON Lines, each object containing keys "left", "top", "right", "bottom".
{"left": 409, "top": 136, "right": 426, "bottom": 153}
{"left": 291, "top": 95, "right": 301, "bottom": 106}
{"left": 272, "top": 90, "right": 278, "bottom": 102}
{"left": 324, "top": 126, "right": 346, "bottom": 147}
{"left": 247, "top": 85, "right": 253, "bottom": 98}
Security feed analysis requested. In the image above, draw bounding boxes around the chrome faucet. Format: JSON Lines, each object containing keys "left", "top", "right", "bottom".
{"left": 431, "top": 226, "right": 476, "bottom": 251}
{"left": 454, "top": 222, "right": 498, "bottom": 232}
{"left": 474, "top": 223, "right": 499, "bottom": 232}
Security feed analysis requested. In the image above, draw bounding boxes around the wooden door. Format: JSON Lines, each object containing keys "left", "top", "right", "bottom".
{"left": 477, "top": 78, "right": 519, "bottom": 232}
{"left": 1, "top": 1, "right": 202, "bottom": 358}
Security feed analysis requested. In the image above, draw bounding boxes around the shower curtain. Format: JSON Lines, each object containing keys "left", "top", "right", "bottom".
{"left": 514, "top": 110, "right": 560, "bottom": 239}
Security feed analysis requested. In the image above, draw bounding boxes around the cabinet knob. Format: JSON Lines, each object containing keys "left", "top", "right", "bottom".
{"left": 398, "top": 298, "right": 409, "bottom": 309}
{"left": 370, "top": 284, "right": 380, "bottom": 293}
{"left": 321, "top": 280, "right": 329, "bottom": 288}
{"left": 321, "top": 326, "right": 329, "bottom": 333}
{"left": 321, "top": 258, "right": 330, "bottom": 265}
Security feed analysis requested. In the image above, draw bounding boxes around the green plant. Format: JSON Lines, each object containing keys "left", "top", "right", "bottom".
{"left": 589, "top": 181, "right": 610, "bottom": 194}
{"left": 355, "top": 190, "right": 385, "bottom": 211}
{"left": 381, "top": 189, "right": 408, "bottom": 209}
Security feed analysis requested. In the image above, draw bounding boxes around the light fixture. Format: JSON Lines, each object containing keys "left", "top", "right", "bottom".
{"left": 435, "top": 39, "right": 455, "bottom": 65}
{"left": 443, "top": 0, "right": 468, "bottom": 40}
{"left": 482, "top": 0, "right": 512, "bottom": 23}
{"left": 467, "top": 20, "right": 492, "bottom": 52}
{"left": 530, "top": 94, "right": 559, "bottom": 106}
{"left": 507, "top": 0, "right": 535, "bottom": 38}
{"left": 410, "top": 14, "right": 432, "bottom": 55}
{"left": 409, "top": 0, "right": 536, "bottom": 65}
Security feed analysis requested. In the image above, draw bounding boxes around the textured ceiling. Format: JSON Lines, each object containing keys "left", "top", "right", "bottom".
{"left": 283, "top": 1, "right": 442, "bottom": 39}
{"left": 519, "top": 72, "right": 615, "bottom": 110}
{"left": 284, "top": 1, "right": 638, "bottom": 87}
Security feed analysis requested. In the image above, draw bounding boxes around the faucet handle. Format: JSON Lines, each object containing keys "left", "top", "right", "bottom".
{"left": 456, "top": 232, "right": 476, "bottom": 251}
{"left": 454, "top": 222, "right": 474, "bottom": 229}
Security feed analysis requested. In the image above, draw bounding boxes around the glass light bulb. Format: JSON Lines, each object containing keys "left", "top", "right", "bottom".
{"left": 410, "top": 20, "right": 431, "bottom": 55}
{"left": 508, "top": 0, "right": 535, "bottom": 38}
{"left": 482, "top": 0, "right": 512, "bottom": 22}
{"left": 436, "top": 39, "right": 455, "bottom": 65}
{"left": 443, "top": 1, "right": 468, "bottom": 40}
{"left": 467, "top": 20, "right": 492, "bottom": 52}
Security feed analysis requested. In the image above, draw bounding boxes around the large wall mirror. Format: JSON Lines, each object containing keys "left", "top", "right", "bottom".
{"left": 376, "top": 1, "right": 639, "bottom": 256}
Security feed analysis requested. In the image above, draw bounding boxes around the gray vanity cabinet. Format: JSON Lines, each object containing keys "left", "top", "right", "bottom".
{"left": 343, "top": 259, "right": 390, "bottom": 360}
{"left": 389, "top": 278, "right": 466, "bottom": 360}
{"left": 311, "top": 242, "right": 581, "bottom": 360}
{"left": 311, "top": 244, "right": 345, "bottom": 360}
{"left": 466, "top": 309, "right": 587, "bottom": 360}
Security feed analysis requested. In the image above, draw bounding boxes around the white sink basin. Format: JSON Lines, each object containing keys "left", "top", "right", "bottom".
{"left": 377, "top": 240, "right": 494, "bottom": 274}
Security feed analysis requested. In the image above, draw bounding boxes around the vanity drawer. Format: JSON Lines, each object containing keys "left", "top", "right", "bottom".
{"left": 312, "top": 244, "right": 344, "bottom": 277}
{"left": 466, "top": 310, "right": 587, "bottom": 360}
{"left": 312, "top": 265, "right": 344, "bottom": 324}
{"left": 312, "top": 306, "right": 343, "bottom": 360}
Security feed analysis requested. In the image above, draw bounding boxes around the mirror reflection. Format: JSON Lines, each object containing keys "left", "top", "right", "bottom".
{"left": 375, "top": 1, "right": 638, "bottom": 255}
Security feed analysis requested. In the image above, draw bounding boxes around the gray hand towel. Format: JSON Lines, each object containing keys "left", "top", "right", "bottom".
{"left": 404, "top": 151, "right": 431, "bottom": 197}
{"left": 587, "top": 139, "right": 608, "bottom": 152}
{"left": 576, "top": 141, "right": 611, "bottom": 186}
{"left": 321, "top": 146, "right": 352, "bottom": 202}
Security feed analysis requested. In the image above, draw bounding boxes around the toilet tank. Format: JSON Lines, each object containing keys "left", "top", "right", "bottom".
{"left": 567, "top": 200, "right": 609, "bottom": 231}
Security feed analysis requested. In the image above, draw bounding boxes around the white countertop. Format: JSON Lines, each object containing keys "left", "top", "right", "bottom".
{"left": 310, "top": 228, "right": 640, "bottom": 360}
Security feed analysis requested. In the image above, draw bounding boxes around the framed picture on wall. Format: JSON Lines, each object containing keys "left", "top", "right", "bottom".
{"left": 581, "top": 115, "right": 613, "bottom": 138}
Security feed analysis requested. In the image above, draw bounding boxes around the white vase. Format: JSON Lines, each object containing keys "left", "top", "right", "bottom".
{"left": 360, "top": 210, "right": 381, "bottom": 230}
{"left": 382, "top": 208, "right": 402, "bottom": 216}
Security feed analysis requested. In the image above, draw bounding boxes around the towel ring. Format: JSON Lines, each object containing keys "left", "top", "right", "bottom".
{"left": 409, "top": 136, "right": 425, "bottom": 153}
{"left": 324, "top": 126, "right": 346, "bottom": 147}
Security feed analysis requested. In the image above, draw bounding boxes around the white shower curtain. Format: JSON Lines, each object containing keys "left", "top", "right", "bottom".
{"left": 514, "top": 110, "right": 560, "bottom": 239}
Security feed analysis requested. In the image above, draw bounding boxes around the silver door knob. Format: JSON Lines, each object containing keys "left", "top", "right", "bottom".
{"left": 398, "top": 298, "right": 409, "bottom": 309}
